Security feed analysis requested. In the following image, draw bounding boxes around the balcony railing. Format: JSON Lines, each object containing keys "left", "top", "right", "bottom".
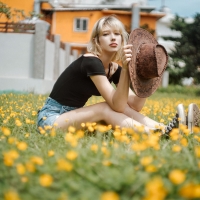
{"left": 0, "top": 22, "right": 35, "bottom": 33}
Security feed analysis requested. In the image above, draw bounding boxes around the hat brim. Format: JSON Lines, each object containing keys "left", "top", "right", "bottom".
{"left": 128, "top": 28, "right": 162, "bottom": 98}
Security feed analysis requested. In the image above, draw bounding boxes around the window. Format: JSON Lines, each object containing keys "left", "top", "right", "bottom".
{"left": 74, "top": 18, "right": 88, "bottom": 32}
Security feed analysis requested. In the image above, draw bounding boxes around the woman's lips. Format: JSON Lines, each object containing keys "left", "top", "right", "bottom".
{"left": 109, "top": 43, "right": 118, "bottom": 47}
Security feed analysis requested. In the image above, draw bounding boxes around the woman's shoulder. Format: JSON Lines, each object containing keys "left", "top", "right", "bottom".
{"left": 83, "top": 53, "right": 101, "bottom": 61}
{"left": 83, "top": 53, "right": 99, "bottom": 58}
{"left": 82, "top": 53, "right": 103, "bottom": 66}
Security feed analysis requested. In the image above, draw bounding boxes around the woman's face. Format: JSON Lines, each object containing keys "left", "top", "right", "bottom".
{"left": 98, "top": 25, "right": 122, "bottom": 54}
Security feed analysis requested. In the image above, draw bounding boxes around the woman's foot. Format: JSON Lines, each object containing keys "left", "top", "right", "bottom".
{"left": 165, "top": 104, "right": 186, "bottom": 135}
{"left": 187, "top": 103, "right": 200, "bottom": 133}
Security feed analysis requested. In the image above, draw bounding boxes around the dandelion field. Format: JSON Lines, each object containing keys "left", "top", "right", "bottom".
{"left": 0, "top": 92, "right": 200, "bottom": 200}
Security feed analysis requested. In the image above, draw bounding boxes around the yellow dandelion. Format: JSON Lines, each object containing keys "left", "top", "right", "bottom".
{"left": 65, "top": 133, "right": 78, "bottom": 147}
{"left": 81, "top": 123, "right": 85, "bottom": 128}
{"left": 88, "top": 126, "right": 94, "bottom": 132}
{"left": 90, "top": 144, "right": 98, "bottom": 152}
{"left": 193, "top": 127, "right": 200, "bottom": 134}
{"left": 172, "top": 145, "right": 182, "bottom": 152}
{"left": 170, "top": 129, "right": 179, "bottom": 140}
{"left": 101, "top": 147, "right": 110, "bottom": 157}
{"left": 113, "top": 130, "right": 121, "bottom": 138}
{"left": 100, "top": 191, "right": 119, "bottom": 200}
{"left": 194, "top": 146, "right": 200, "bottom": 158}
{"left": 102, "top": 160, "right": 112, "bottom": 166}
{"left": 169, "top": 169, "right": 186, "bottom": 185}
{"left": 25, "top": 162, "right": 35, "bottom": 173}
{"left": 68, "top": 126, "right": 76, "bottom": 133}
{"left": 76, "top": 130, "right": 84, "bottom": 138}
{"left": 160, "top": 119, "right": 164, "bottom": 123}
{"left": 32, "top": 111, "right": 37, "bottom": 116}
{"left": 132, "top": 142, "right": 148, "bottom": 152}
{"left": 39, "top": 174, "right": 53, "bottom": 187}
{"left": 3, "top": 150, "right": 19, "bottom": 167}
{"left": 53, "top": 123, "right": 58, "bottom": 127}
{"left": 17, "top": 142, "right": 27, "bottom": 151}
{"left": 179, "top": 182, "right": 200, "bottom": 199}
{"left": 50, "top": 128, "right": 56, "bottom": 137}
{"left": 140, "top": 156, "right": 153, "bottom": 166}
{"left": 145, "top": 164, "right": 157, "bottom": 173}
{"left": 25, "top": 118, "right": 31, "bottom": 124}
{"left": 198, "top": 161, "right": 200, "bottom": 169}
{"left": 183, "top": 129, "right": 190, "bottom": 136}
{"left": 57, "top": 159, "right": 73, "bottom": 172}
{"left": 48, "top": 150, "right": 55, "bottom": 157}
{"left": 30, "top": 156, "right": 44, "bottom": 165}
{"left": 7, "top": 137, "right": 17, "bottom": 144}
{"left": 15, "top": 119, "right": 22, "bottom": 127}
{"left": 42, "top": 116, "right": 47, "bottom": 120}
{"left": 180, "top": 138, "right": 188, "bottom": 147}
{"left": 143, "top": 176, "right": 167, "bottom": 200}
{"left": 21, "top": 176, "right": 28, "bottom": 183}
{"left": 66, "top": 151, "right": 78, "bottom": 160}
{"left": 4, "top": 190, "right": 20, "bottom": 200}
{"left": 1, "top": 127, "right": 11, "bottom": 136}
{"left": 16, "top": 163, "right": 26, "bottom": 175}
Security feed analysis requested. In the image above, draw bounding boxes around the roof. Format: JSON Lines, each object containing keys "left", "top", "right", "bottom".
{"left": 41, "top": 2, "right": 156, "bottom": 12}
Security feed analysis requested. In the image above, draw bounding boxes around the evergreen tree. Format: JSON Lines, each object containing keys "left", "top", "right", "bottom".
{"left": 163, "top": 14, "right": 200, "bottom": 84}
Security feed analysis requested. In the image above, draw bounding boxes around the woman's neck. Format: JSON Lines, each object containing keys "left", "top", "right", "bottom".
{"left": 98, "top": 53, "right": 115, "bottom": 69}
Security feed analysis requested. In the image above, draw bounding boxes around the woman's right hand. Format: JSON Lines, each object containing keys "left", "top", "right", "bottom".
{"left": 121, "top": 44, "right": 133, "bottom": 69}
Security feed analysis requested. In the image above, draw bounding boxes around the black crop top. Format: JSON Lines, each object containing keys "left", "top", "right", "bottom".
{"left": 49, "top": 55, "right": 122, "bottom": 107}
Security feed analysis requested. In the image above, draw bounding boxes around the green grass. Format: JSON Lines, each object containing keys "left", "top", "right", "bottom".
{"left": 0, "top": 89, "right": 200, "bottom": 200}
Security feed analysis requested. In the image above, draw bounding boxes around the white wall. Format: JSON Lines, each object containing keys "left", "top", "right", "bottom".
{"left": 0, "top": 32, "right": 74, "bottom": 94}
{"left": 45, "top": 39, "right": 55, "bottom": 80}
{"left": 0, "top": 33, "right": 34, "bottom": 78}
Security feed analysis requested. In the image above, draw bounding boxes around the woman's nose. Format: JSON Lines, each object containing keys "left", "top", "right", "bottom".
{"left": 111, "top": 33, "right": 116, "bottom": 40}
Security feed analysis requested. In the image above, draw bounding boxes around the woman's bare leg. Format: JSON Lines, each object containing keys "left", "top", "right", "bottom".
{"left": 54, "top": 102, "right": 154, "bottom": 133}
{"left": 123, "top": 104, "right": 162, "bottom": 128}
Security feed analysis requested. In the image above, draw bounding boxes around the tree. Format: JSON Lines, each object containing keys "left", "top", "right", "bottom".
{"left": 0, "top": 1, "right": 42, "bottom": 22}
{"left": 163, "top": 13, "right": 200, "bottom": 84}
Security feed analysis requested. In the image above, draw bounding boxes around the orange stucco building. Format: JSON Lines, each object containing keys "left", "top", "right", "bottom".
{"left": 0, "top": 0, "right": 34, "bottom": 22}
{"left": 41, "top": 2, "right": 165, "bottom": 44}
{"left": 1, "top": 0, "right": 165, "bottom": 47}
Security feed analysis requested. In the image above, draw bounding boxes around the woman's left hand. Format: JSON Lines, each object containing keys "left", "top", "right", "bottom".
{"left": 121, "top": 44, "right": 133, "bottom": 69}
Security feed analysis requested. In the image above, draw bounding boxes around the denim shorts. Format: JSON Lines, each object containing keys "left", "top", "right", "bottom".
{"left": 37, "top": 97, "right": 78, "bottom": 128}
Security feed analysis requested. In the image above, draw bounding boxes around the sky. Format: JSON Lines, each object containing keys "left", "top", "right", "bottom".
{"left": 147, "top": 0, "right": 200, "bottom": 17}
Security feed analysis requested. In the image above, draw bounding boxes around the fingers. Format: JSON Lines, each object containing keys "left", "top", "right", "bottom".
{"left": 121, "top": 44, "right": 133, "bottom": 68}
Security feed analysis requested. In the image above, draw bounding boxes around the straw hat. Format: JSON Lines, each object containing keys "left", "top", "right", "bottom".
{"left": 128, "top": 28, "right": 168, "bottom": 98}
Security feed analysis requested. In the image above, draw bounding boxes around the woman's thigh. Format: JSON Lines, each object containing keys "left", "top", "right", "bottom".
{"left": 54, "top": 102, "right": 144, "bottom": 130}
{"left": 37, "top": 97, "right": 78, "bottom": 128}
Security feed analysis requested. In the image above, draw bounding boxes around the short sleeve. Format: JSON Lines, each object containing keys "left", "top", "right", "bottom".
{"left": 82, "top": 57, "right": 106, "bottom": 77}
{"left": 112, "top": 66, "right": 122, "bottom": 84}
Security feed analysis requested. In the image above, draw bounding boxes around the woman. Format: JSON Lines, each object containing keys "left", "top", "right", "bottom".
{"left": 37, "top": 15, "right": 199, "bottom": 134}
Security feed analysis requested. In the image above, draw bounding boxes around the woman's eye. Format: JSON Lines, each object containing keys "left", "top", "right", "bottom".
{"left": 115, "top": 33, "right": 120, "bottom": 35}
{"left": 103, "top": 33, "right": 108, "bottom": 36}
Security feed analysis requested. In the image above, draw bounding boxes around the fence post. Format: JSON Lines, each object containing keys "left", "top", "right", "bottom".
{"left": 131, "top": 3, "right": 140, "bottom": 30}
{"left": 53, "top": 34, "right": 60, "bottom": 80}
{"left": 33, "top": 21, "right": 50, "bottom": 79}
{"left": 65, "top": 43, "right": 71, "bottom": 68}
{"left": 72, "top": 49, "right": 78, "bottom": 62}
{"left": 162, "top": 71, "right": 169, "bottom": 88}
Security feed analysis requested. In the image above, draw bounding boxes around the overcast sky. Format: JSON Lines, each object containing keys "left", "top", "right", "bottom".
{"left": 147, "top": 0, "right": 200, "bottom": 17}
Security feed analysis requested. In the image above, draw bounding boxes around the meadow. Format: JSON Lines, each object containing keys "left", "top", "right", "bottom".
{"left": 0, "top": 87, "right": 200, "bottom": 200}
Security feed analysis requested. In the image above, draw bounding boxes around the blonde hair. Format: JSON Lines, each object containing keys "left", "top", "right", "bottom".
{"left": 87, "top": 15, "right": 128, "bottom": 61}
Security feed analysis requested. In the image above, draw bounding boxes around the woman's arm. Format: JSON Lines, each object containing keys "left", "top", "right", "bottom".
{"left": 127, "top": 88, "right": 146, "bottom": 112}
{"left": 90, "top": 45, "right": 132, "bottom": 113}
{"left": 90, "top": 68, "right": 129, "bottom": 112}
